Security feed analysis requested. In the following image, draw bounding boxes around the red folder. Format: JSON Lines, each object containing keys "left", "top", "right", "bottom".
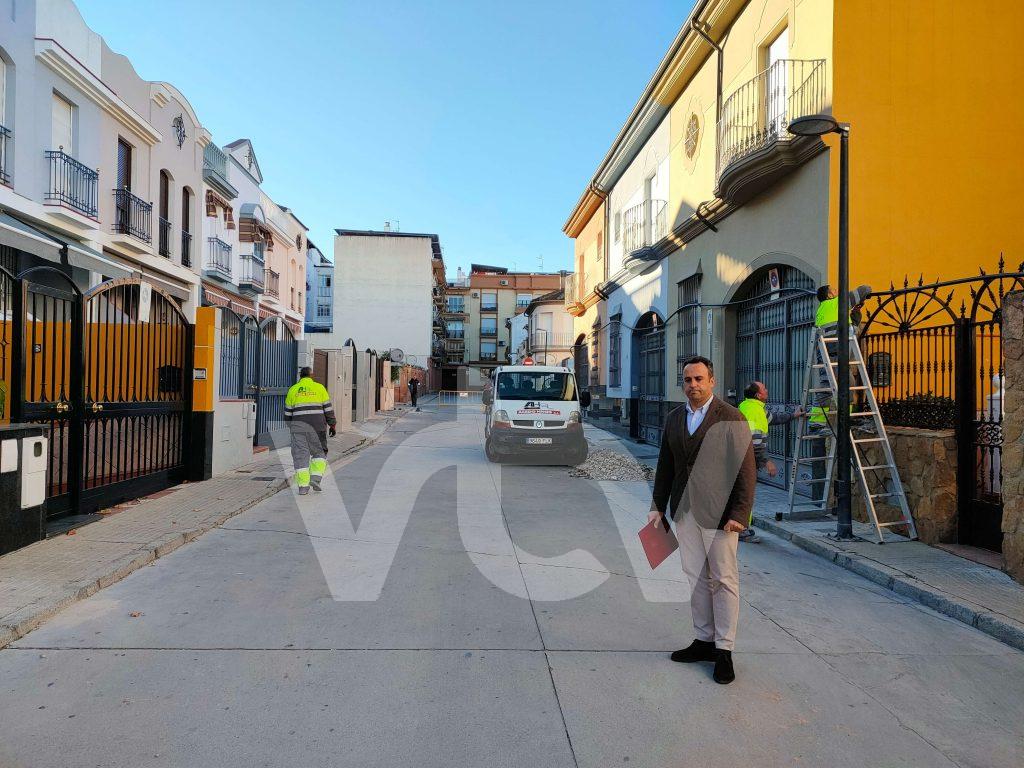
{"left": 638, "top": 517, "right": 679, "bottom": 569}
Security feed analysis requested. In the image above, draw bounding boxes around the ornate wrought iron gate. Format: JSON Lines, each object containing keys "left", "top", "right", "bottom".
{"left": 859, "top": 261, "right": 1022, "bottom": 552}
{"left": 7, "top": 267, "right": 192, "bottom": 519}
{"left": 733, "top": 265, "right": 816, "bottom": 490}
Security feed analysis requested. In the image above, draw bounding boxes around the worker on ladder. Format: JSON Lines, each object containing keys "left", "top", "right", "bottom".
{"left": 285, "top": 367, "right": 337, "bottom": 496}
{"left": 814, "top": 283, "right": 872, "bottom": 412}
{"left": 738, "top": 381, "right": 805, "bottom": 542}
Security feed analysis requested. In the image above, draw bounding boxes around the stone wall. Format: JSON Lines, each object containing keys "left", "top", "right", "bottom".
{"left": 1002, "top": 291, "right": 1024, "bottom": 582}
{"left": 852, "top": 426, "right": 958, "bottom": 544}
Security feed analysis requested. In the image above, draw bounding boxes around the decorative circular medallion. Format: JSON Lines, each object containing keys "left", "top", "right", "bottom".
{"left": 684, "top": 114, "right": 700, "bottom": 159}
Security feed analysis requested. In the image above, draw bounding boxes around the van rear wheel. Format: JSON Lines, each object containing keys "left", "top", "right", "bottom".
{"left": 485, "top": 440, "right": 501, "bottom": 463}
{"left": 567, "top": 444, "right": 589, "bottom": 466}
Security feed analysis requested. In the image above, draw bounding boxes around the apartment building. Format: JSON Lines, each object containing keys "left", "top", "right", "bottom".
{"left": 441, "top": 265, "right": 563, "bottom": 388}
{"left": 199, "top": 138, "right": 307, "bottom": 337}
{"left": 524, "top": 290, "right": 575, "bottom": 367}
{"left": 304, "top": 239, "right": 333, "bottom": 335}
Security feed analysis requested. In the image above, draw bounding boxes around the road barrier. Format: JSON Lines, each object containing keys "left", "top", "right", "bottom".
{"left": 438, "top": 390, "right": 483, "bottom": 407}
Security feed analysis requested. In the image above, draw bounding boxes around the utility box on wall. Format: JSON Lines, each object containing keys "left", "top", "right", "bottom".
{"left": 0, "top": 424, "right": 49, "bottom": 555}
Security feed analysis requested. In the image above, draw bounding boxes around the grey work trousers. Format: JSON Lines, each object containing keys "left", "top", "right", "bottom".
{"left": 290, "top": 425, "right": 326, "bottom": 487}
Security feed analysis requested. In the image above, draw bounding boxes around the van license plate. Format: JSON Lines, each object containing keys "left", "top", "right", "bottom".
{"left": 527, "top": 437, "right": 552, "bottom": 445}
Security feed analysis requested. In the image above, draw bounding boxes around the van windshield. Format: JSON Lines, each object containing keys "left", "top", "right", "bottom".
{"left": 496, "top": 372, "right": 577, "bottom": 401}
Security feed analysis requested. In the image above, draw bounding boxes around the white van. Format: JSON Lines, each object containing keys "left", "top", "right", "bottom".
{"left": 482, "top": 364, "right": 591, "bottom": 465}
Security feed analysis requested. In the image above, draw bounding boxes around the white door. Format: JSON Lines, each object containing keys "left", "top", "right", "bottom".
{"left": 766, "top": 28, "right": 789, "bottom": 135}
{"left": 52, "top": 93, "right": 74, "bottom": 154}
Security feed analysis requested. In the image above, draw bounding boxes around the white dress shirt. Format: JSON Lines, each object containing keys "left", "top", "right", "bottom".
{"left": 685, "top": 394, "right": 714, "bottom": 435}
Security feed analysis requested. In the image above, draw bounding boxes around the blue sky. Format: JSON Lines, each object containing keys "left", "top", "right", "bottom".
{"left": 76, "top": 0, "right": 687, "bottom": 277}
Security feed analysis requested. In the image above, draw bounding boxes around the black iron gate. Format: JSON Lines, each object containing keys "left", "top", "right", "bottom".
{"left": 254, "top": 316, "right": 297, "bottom": 447}
{"left": 860, "top": 261, "right": 1023, "bottom": 552}
{"left": 7, "top": 267, "right": 192, "bottom": 519}
{"left": 634, "top": 313, "right": 665, "bottom": 444}
{"left": 733, "top": 265, "right": 815, "bottom": 489}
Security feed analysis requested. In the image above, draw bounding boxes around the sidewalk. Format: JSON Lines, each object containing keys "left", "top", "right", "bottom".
{"left": 0, "top": 410, "right": 404, "bottom": 649}
{"left": 751, "top": 485, "right": 1024, "bottom": 652}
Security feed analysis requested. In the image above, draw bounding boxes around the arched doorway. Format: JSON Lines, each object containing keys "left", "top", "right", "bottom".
{"left": 732, "top": 264, "right": 815, "bottom": 489}
{"left": 632, "top": 311, "right": 665, "bottom": 444}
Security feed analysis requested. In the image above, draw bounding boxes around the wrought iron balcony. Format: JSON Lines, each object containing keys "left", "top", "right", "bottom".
{"left": 202, "top": 142, "right": 237, "bottom": 196}
{"left": 0, "top": 125, "right": 10, "bottom": 185}
{"left": 45, "top": 149, "right": 99, "bottom": 218}
{"left": 158, "top": 217, "right": 172, "bottom": 257}
{"left": 181, "top": 231, "right": 192, "bottom": 268}
{"left": 238, "top": 254, "right": 265, "bottom": 294}
{"left": 622, "top": 199, "right": 667, "bottom": 258}
{"left": 716, "top": 59, "right": 827, "bottom": 201}
{"left": 480, "top": 301, "right": 498, "bottom": 312}
{"left": 444, "top": 301, "right": 467, "bottom": 316}
{"left": 204, "top": 236, "right": 232, "bottom": 280}
{"left": 266, "top": 269, "right": 280, "bottom": 298}
{"left": 480, "top": 351, "right": 497, "bottom": 361}
{"left": 480, "top": 327, "right": 498, "bottom": 338}
{"left": 113, "top": 188, "right": 153, "bottom": 243}
{"left": 530, "top": 331, "right": 575, "bottom": 350}
{"left": 447, "top": 329, "right": 465, "bottom": 339}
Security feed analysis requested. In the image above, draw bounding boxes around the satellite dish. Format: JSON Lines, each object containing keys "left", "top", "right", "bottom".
{"left": 407, "top": 354, "right": 419, "bottom": 366}
{"left": 390, "top": 348, "right": 405, "bottom": 364}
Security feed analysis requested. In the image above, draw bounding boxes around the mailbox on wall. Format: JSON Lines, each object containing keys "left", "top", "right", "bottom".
{"left": 0, "top": 424, "right": 49, "bottom": 555}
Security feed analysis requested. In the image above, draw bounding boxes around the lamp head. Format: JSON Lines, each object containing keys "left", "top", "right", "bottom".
{"left": 788, "top": 114, "right": 841, "bottom": 137}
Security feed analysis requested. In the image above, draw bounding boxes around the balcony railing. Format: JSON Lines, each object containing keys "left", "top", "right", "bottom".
{"left": 113, "top": 188, "right": 153, "bottom": 243}
{"left": 205, "top": 236, "right": 232, "bottom": 279}
{"left": 447, "top": 329, "right": 465, "bottom": 339}
{"left": 480, "top": 301, "right": 498, "bottom": 312}
{"left": 266, "top": 269, "right": 280, "bottom": 298}
{"left": 181, "top": 231, "right": 192, "bottom": 268}
{"left": 0, "top": 125, "right": 10, "bottom": 185}
{"left": 45, "top": 150, "right": 99, "bottom": 218}
{"left": 445, "top": 302, "right": 466, "bottom": 315}
{"left": 158, "top": 217, "right": 172, "bottom": 257}
{"left": 202, "top": 142, "right": 233, "bottom": 191}
{"left": 239, "top": 254, "right": 265, "bottom": 292}
{"left": 717, "top": 58, "right": 827, "bottom": 178}
{"left": 480, "top": 327, "right": 498, "bottom": 337}
{"left": 530, "top": 331, "right": 575, "bottom": 349}
{"left": 622, "top": 199, "right": 667, "bottom": 256}
{"left": 480, "top": 351, "right": 497, "bottom": 361}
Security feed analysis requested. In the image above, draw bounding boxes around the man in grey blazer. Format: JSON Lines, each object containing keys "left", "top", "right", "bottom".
{"left": 648, "top": 355, "right": 756, "bottom": 684}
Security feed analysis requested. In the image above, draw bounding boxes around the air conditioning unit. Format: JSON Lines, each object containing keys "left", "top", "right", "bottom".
{"left": 498, "top": 341, "right": 506, "bottom": 346}
{"left": 471, "top": 292, "right": 479, "bottom": 298}
{"left": 499, "top": 279, "right": 509, "bottom": 286}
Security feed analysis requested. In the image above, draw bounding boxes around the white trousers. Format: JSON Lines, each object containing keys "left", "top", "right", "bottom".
{"left": 677, "top": 513, "right": 740, "bottom": 651}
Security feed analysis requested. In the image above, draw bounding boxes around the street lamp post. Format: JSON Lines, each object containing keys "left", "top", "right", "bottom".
{"left": 788, "top": 114, "right": 855, "bottom": 540}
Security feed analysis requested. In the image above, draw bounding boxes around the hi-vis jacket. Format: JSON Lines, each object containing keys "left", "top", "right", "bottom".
{"left": 737, "top": 397, "right": 796, "bottom": 469}
{"left": 284, "top": 377, "right": 336, "bottom": 432}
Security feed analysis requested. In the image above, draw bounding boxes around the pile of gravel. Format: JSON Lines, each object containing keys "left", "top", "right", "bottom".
{"left": 570, "top": 447, "right": 656, "bottom": 481}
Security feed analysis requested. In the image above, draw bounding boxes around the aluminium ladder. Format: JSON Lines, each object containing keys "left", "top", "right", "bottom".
{"left": 784, "top": 327, "right": 918, "bottom": 543}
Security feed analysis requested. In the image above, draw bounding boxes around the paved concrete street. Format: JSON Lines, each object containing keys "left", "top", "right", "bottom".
{"left": 1, "top": 406, "right": 1022, "bottom": 768}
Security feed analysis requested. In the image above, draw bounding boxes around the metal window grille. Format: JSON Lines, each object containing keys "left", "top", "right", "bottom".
{"left": 676, "top": 275, "right": 701, "bottom": 385}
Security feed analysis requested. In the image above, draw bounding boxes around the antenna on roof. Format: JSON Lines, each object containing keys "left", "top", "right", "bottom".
{"left": 383, "top": 221, "right": 391, "bottom": 232}
{"left": 537, "top": 254, "right": 544, "bottom": 272}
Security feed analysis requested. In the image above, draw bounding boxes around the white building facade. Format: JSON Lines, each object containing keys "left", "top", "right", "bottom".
{"left": 320, "top": 229, "right": 441, "bottom": 364}
{"left": 304, "top": 239, "right": 333, "bottom": 334}
{"left": 0, "top": 0, "right": 206, "bottom": 311}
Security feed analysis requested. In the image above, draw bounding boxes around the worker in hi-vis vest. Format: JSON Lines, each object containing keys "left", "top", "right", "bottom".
{"left": 814, "top": 284, "right": 872, "bottom": 408}
{"left": 738, "top": 381, "right": 805, "bottom": 542}
{"left": 284, "top": 367, "right": 337, "bottom": 495}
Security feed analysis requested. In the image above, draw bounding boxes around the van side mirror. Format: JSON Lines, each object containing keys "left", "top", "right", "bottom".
{"left": 482, "top": 389, "right": 493, "bottom": 406}
{"left": 579, "top": 391, "right": 592, "bottom": 409}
